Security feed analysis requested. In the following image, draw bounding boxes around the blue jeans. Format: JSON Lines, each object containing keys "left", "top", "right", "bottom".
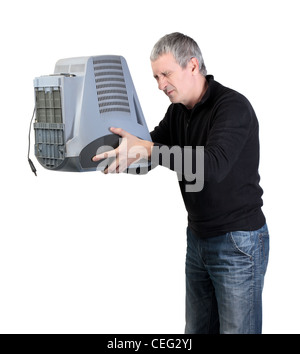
{"left": 185, "top": 224, "right": 269, "bottom": 334}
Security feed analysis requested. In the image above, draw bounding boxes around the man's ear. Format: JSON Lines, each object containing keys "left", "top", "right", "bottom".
{"left": 189, "top": 57, "right": 200, "bottom": 75}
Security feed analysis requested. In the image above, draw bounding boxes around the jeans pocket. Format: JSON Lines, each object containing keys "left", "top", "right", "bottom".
{"left": 229, "top": 231, "right": 253, "bottom": 259}
{"left": 259, "top": 230, "right": 270, "bottom": 275}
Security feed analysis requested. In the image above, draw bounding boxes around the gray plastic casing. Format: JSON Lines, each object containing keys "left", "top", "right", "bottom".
{"left": 33, "top": 55, "right": 152, "bottom": 173}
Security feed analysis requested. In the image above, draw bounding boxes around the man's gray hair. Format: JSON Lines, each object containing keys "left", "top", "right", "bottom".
{"left": 150, "top": 32, "right": 207, "bottom": 76}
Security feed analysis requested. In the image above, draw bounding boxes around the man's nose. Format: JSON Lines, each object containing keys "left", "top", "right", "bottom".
{"left": 158, "top": 77, "right": 167, "bottom": 91}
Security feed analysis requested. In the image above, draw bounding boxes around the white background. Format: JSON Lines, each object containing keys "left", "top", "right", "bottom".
{"left": 0, "top": 0, "right": 299, "bottom": 334}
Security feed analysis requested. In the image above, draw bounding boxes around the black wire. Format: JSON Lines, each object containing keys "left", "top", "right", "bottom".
{"left": 28, "top": 107, "right": 37, "bottom": 176}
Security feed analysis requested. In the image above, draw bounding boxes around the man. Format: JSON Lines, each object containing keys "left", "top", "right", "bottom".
{"left": 93, "top": 32, "right": 269, "bottom": 334}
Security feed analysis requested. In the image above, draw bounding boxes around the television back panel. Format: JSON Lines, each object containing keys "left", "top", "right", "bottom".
{"left": 33, "top": 55, "right": 152, "bottom": 172}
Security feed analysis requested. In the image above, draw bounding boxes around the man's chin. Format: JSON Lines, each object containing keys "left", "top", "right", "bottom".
{"left": 169, "top": 97, "right": 180, "bottom": 104}
{"left": 168, "top": 93, "right": 178, "bottom": 102}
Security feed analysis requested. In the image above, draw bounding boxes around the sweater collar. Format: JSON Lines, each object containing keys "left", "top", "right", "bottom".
{"left": 178, "top": 75, "right": 214, "bottom": 113}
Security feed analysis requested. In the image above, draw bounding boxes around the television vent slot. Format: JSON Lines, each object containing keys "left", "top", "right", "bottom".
{"left": 99, "top": 101, "right": 129, "bottom": 108}
{"left": 100, "top": 107, "right": 130, "bottom": 114}
{"left": 94, "top": 65, "right": 122, "bottom": 71}
{"left": 94, "top": 71, "right": 124, "bottom": 77}
{"left": 93, "top": 59, "right": 122, "bottom": 65}
{"left": 97, "top": 89, "right": 127, "bottom": 95}
{"left": 96, "top": 83, "right": 126, "bottom": 90}
{"left": 98, "top": 95, "right": 128, "bottom": 102}
{"left": 95, "top": 77, "right": 125, "bottom": 84}
{"left": 70, "top": 64, "right": 85, "bottom": 73}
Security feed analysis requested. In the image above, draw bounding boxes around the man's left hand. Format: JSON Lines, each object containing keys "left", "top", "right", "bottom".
{"left": 92, "top": 127, "right": 154, "bottom": 174}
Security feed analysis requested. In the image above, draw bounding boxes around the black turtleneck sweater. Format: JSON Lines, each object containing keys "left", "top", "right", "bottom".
{"left": 150, "top": 75, "right": 266, "bottom": 238}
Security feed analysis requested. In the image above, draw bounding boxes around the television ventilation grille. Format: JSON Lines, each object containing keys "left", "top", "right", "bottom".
{"left": 93, "top": 58, "right": 130, "bottom": 115}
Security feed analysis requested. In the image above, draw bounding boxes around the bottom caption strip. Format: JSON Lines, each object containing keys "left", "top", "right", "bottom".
{"left": 107, "top": 338, "right": 192, "bottom": 351}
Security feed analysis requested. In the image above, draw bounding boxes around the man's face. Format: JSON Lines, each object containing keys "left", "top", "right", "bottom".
{"left": 151, "top": 52, "right": 195, "bottom": 108}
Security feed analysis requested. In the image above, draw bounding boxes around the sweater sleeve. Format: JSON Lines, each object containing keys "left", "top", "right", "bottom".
{"left": 204, "top": 94, "right": 254, "bottom": 182}
{"left": 150, "top": 105, "right": 173, "bottom": 146}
